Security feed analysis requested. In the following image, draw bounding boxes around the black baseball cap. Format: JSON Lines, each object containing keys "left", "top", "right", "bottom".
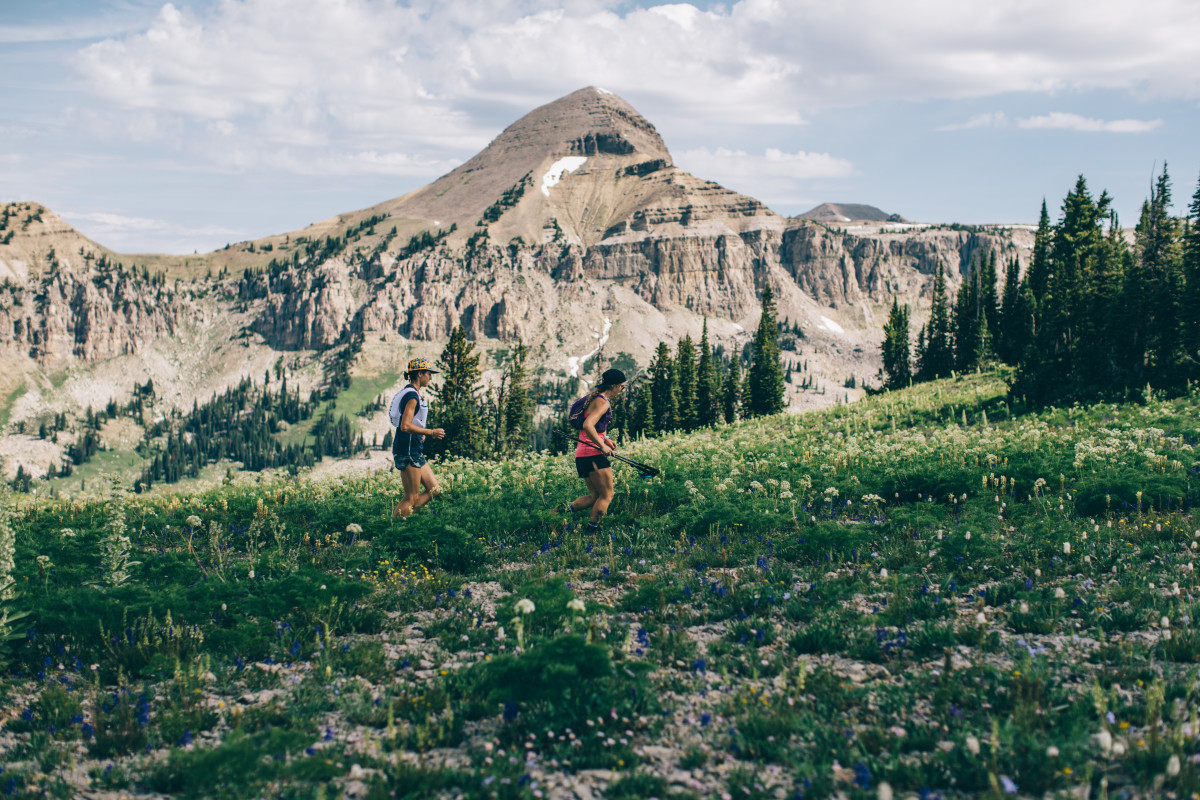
{"left": 600, "top": 368, "right": 627, "bottom": 386}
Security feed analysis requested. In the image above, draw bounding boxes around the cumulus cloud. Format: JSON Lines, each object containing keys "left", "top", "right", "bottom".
{"left": 676, "top": 146, "right": 854, "bottom": 206}
{"left": 70, "top": 0, "right": 1200, "bottom": 143}
{"left": 1016, "top": 112, "right": 1164, "bottom": 133}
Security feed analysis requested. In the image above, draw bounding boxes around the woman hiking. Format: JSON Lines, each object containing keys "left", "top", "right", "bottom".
{"left": 390, "top": 357, "right": 445, "bottom": 519}
{"left": 560, "top": 368, "right": 627, "bottom": 533}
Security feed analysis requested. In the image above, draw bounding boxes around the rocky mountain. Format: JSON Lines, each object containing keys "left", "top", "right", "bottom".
{"left": 0, "top": 88, "right": 1033, "bottom": 483}
{"left": 797, "top": 203, "right": 905, "bottom": 223}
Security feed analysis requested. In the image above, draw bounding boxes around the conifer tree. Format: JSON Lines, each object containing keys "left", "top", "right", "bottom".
{"left": 918, "top": 263, "right": 953, "bottom": 380}
{"left": 1134, "top": 164, "right": 1183, "bottom": 384}
{"left": 880, "top": 297, "right": 911, "bottom": 390}
{"left": 745, "top": 284, "right": 786, "bottom": 417}
{"left": 1183, "top": 172, "right": 1200, "bottom": 379}
{"left": 502, "top": 341, "right": 532, "bottom": 451}
{"left": 675, "top": 335, "right": 698, "bottom": 431}
{"left": 952, "top": 264, "right": 979, "bottom": 372}
{"left": 648, "top": 342, "right": 678, "bottom": 432}
{"left": 1027, "top": 200, "right": 1052, "bottom": 304}
{"left": 997, "top": 256, "right": 1026, "bottom": 364}
{"left": 696, "top": 319, "right": 721, "bottom": 427}
{"left": 722, "top": 351, "right": 741, "bottom": 424}
{"left": 427, "top": 325, "right": 485, "bottom": 459}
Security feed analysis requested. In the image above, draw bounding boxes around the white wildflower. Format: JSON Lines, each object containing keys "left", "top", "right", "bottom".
{"left": 516, "top": 598, "right": 536, "bottom": 615}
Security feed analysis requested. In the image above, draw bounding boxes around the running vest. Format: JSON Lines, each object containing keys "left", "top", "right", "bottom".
{"left": 389, "top": 387, "right": 428, "bottom": 453}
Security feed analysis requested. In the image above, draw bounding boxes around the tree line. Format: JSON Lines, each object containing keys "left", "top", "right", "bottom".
{"left": 882, "top": 166, "right": 1200, "bottom": 405}
{"left": 423, "top": 284, "right": 789, "bottom": 459}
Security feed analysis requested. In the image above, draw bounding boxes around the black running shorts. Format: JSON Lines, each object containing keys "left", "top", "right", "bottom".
{"left": 576, "top": 454, "right": 611, "bottom": 478}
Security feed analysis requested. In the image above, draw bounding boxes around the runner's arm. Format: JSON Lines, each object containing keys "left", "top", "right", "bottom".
{"left": 399, "top": 397, "right": 444, "bottom": 438}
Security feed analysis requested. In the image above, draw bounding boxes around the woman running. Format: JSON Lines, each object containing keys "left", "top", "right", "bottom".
{"left": 561, "top": 368, "right": 627, "bottom": 533}
{"left": 389, "top": 357, "right": 445, "bottom": 519}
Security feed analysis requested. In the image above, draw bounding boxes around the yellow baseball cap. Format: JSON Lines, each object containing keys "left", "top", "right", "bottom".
{"left": 406, "top": 357, "right": 440, "bottom": 373}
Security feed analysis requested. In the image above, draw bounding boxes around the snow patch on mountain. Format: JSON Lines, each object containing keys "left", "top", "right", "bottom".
{"left": 542, "top": 157, "right": 588, "bottom": 196}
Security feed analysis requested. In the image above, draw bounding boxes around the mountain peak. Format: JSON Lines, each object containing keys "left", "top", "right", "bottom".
{"left": 489, "top": 86, "right": 672, "bottom": 163}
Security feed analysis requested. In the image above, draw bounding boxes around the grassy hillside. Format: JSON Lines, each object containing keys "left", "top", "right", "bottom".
{"left": 1, "top": 372, "right": 1198, "bottom": 798}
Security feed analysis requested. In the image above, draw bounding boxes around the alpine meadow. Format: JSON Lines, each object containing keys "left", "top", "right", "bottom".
{"left": 3, "top": 83, "right": 1200, "bottom": 800}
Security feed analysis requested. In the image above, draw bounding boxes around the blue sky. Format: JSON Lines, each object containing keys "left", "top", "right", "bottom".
{"left": 2, "top": 0, "right": 1198, "bottom": 254}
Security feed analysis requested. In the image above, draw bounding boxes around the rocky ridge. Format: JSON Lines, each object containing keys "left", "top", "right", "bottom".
{"left": 0, "top": 89, "right": 1033, "bottom": 482}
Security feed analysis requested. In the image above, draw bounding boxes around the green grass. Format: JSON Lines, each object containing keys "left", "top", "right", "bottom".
{"left": 0, "top": 379, "right": 28, "bottom": 430}
{"left": 276, "top": 370, "right": 398, "bottom": 448}
{"left": 3, "top": 370, "right": 1199, "bottom": 798}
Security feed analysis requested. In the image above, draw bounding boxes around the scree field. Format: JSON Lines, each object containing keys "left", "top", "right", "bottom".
{"left": 2, "top": 372, "right": 1199, "bottom": 799}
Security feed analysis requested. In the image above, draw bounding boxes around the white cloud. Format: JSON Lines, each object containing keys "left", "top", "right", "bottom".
{"left": 64, "top": 210, "right": 238, "bottom": 237}
{"left": 675, "top": 146, "right": 854, "bottom": 206}
{"left": 1017, "top": 112, "right": 1164, "bottom": 133}
{"left": 937, "top": 112, "right": 1009, "bottom": 131}
{"left": 69, "top": 0, "right": 1200, "bottom": 151}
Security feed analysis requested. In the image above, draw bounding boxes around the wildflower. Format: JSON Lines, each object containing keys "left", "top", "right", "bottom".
{"left": 1168, "top": 754, "right": 1181, "bottom": 776}
{"left": 516, "top": 599, "right": 535, "bottom": 615}
{"left": 345, "top": 523, "right": 362, "bottom": 535}
{"left": 1054, "top": 588, "right": 1066, "bottom": 599}
{"left": 965, "top": 735, "right": 981, "bottom": 755}
{"left": 975, "top": 612, "right": 987, "bottom": 625}
{"left": 1161, "top": 616, "right": 1170, "bottom": 629}
{"left": 877, "top": 782, "right": 893, "bottom": 800}
{"left": 1063, "top": 542, "right": 1071, "bottom": 555}
{"left": 879, "top": 568, "right": 888, "bottom": 580}
{"left": 185, "top": 515, "right": 203, "bottom": 528}
{"left": 1019, "top": 602, "right": 1030, "bottom": 614}
{"left": 1095, "top": 730, "right": 1113, "bottom": 756}
{"left": 1047, "top": 745, "right": 1059, "bottom": 758}
{"left": 999, "top": 776, "right": 1018, "bottom": 794}
{"left": 567, "top": 598, "right": 586, "bottom": 614}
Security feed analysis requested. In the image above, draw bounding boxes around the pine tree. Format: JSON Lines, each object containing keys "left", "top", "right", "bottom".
{"left": 952, "top": 263, "right": 979, "bottom": 372}
{"left": 648, "top": 342, "right": 678, "bottom": 433}
{"left": 997, "top": 256, "right": 1026, "bottom": 364}
{"left": 675, "top": 335, "right": 698, "bottom": 431}
{"left": 745, "top": 284, "right": 786, "bottom": 417}
{"left": 696, "top": 319, "right": 721, "bottom": 427}
{"left": 918, "top": 263, "right": 953, "bottom": 380}
{"left": 880, "top": 297, "right": 911, "bottom": 390}
{"left": 1183, "top": 171, "right": 1200, "bottom": 380}
{"left": 722, "top": 351, "right": 741, "bottom": 424}
{"left": 502, "top": 341, "right": 532, "bottom": 451}
{"left": 1027, "top": 200, "right": 1052, "bottom": 303}
{"left": 427, "top": 325, "right": 485, "bottom": 459}
{"left": 1134, "top": 164, "right": 1183, "bottom": 386}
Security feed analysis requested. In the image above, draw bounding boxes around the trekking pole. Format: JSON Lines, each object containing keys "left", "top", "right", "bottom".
{"left": 551, "top": 430, "right": 660, "bottom": 478}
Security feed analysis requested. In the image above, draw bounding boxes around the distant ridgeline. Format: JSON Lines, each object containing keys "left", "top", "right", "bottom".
{"left": 881, "top": 166, "right": 1200, "bottom": 406}
{"left": 10, "top": 333, "right": 371, "bottom": 494}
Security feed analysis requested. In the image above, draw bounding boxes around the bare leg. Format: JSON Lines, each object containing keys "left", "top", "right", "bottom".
{"left": 411, "top": 463, "right": 441, "bottom": 511}
{"left": 394, "top": 465, "right": 423, "bottom": 518}
{"left": 585, "top": 467, "right": 615, "bottom": 524}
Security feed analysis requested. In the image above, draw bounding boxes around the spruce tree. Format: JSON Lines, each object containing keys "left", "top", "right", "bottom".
{"left": 997, "top": 256, "right": 1026, "bottom": 364}
{"left": 1183, "top": 171, "right": 1200, "bottom": 379}
{"left": 745, "top": 284, "right": 786, "bottom": 417}
{"left": 502, "top": 341, "right": 532, "bottom": 451}
{"left": 1134, "top": 164, "right": 1183, "bottom": 385}
{"left": 952, "top": 264, "right": 978, "bottom": 372}
{"left": 919, "top": 263, "right": 953, "bottom": 380}
{"left": 696, "top": 319, "right": 721, "bottom": 427}
{"left": 722, "top": 352, "right": 741, "bottom": 424}
{"left": 881, "top": 298, "right": 911, "bottom": 390}
{"left": 1027, "top": 200, "right": 1052, "bottom": 303}
{"left": 427, "top": 325, "right": 485, "bottom": 459}
{"left": 675, "top": 335, "right": 698, "bottom": 431}
{"left": 648, "top": 342, "right": 678, "bottom": 433}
